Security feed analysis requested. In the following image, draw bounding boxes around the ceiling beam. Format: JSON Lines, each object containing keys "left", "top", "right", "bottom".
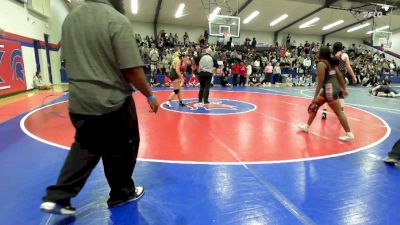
{"left": 274, "top": 0, "right": 340, "bottom": 42}
{"left": 232, "top": 0, "right": 254, "bottom": 16}
{"left": 350, "top": 0, "right": 400, "bottom": 7}
{"left": 321, "top": 17, "right": 373, "bottom": 42}
{"left": 153, "top": 0, "right": 163, "bottom": 38}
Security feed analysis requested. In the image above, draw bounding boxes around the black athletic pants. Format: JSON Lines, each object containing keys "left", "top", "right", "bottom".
{"left": 239, "top": 75, "right": 246, "bottom": 86}
{"left": 198, "top": 71, "right": 213, "bottom": 103}
{"left": 43, "top": 96, "right": 140, "bottom": 206}
{"left": 388, "top": 139, "right": 400, "bottom": 159}
{"left": 232, "top": 74, "right": 238, "bottom": 86}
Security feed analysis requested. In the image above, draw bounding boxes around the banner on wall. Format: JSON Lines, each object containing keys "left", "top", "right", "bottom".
{"left": 0, "top": 38, "right": 27, "bottom": 96}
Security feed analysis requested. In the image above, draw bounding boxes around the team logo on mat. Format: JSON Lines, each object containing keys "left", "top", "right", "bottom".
{"left": 162, "top": 98, "right": 257, "bottom": 115}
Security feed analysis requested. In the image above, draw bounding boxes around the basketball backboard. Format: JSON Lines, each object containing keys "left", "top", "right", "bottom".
{"left": 373, "top": 31, "right": 392, "bottom": 48}
{"left": 209, "top": 15, "right": 240, "bottom": 38}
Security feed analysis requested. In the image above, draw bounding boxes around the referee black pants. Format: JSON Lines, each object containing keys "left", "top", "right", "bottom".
{"left": 198, "top": 71, "right": 213, "bottom": 103}
{"left": 43, "top": 96, "right": 140, "bottom": 206}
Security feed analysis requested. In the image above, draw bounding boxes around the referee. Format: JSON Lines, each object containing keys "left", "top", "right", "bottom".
{"left": 198, "top": 48, "right": 217, "bottom": 104}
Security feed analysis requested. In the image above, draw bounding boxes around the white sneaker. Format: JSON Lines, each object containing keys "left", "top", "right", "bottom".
{"left": 339, "top": 132, "right": 355, "bottom": 141}
{"left": 165, "top": 101, "right": 173, "bottom": 108}
{"left": 297, "top": 124, "right": 309, "bottom": 133}
{"left": 40, "top": 202, "right": 76, "bottom": 215}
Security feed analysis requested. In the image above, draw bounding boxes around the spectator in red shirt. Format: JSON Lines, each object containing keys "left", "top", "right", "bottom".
{"left": 188, "top": 74, "right": 200, "bottom": 87}
{"left": 231, "top": 61, "right": 240, "bottom": 86}
{"left": 239, "top": 61, "right": 247, "bottom": 86}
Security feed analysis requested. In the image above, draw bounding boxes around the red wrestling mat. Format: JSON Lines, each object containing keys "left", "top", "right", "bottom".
{"left": 21, "top": 90, "right": 389, "bottom": 163}
{"left": 0, "top": 93, "right": 62, "bottom": 123}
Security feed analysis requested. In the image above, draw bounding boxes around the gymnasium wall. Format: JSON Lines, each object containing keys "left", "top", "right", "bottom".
{"left": 0, "top": 0, "right": 68, "bottom": 90}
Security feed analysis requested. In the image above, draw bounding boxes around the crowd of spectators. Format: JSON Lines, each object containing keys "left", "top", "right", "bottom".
{"left": 135, "top": 30, "right": 400, "bottom": 88}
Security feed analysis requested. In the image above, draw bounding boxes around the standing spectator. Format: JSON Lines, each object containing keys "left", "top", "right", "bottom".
{"left": 149, "top": 44, "right": 159, "bottom": 76}
{"left": 286, "top": 33, "right": 291, "bottom": 48}
{"left": 239, "top": 61, "right": 247, "bottom": 86}
{"left": 251, "top": 37, "right": 257, "bottom": 49}
{"left": 174, "top": 33, "right": 179, "bottom": 45}
{"left": 389, "top": 60, "right": 396, "bottom": 74}
{"left": 198, "top": 34, "right": 205, "bottom": 47}
{"left": 246, "top": 62, "right": 252, "bottom": 86}
{"left": 183, "top": 32, "right": 189, "bottom": 46}
{"left": 262, "top": 62, "right": 273, "bottom": 87}
{"left": 231, "top": 60, "right": 240, "bottom": 86}
{"left": 40, "top": 0, "right": 159, "bottom": 215}
{"left": 273, "top": 63, "right": 282, "bottom": 85}
{"left": 204, "top": 30, "right": 209, "bottom": 44}
{"left": 297, "top": 43, "right": 304, "bottom": 56}
{"left": 254, "top": 58, "right": 261, "bottom": 75}
{"left": 303, "top": 55, "right": 312, "bottom": 74}
{"left": 198, "top": 48, "right": 217, "bottom": 104}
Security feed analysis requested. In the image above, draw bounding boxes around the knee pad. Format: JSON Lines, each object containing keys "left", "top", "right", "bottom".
{"left": 174, "top": 89, "right": 180, "bottom": 94}
{"left": 308, "top": 102, "right": 320, "bottom": 113}
{"left": 308, "top": 96, "right": 324, "bottom": 113}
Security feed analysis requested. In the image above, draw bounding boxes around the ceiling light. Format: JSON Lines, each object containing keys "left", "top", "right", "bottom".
{"left": 175, "top": 3, "right": 185, "bottom": 18}
{"left": 376, "top": 25, "right": 390, "bottom": 31}
{"left": 131, "top": 0, "right": 138, "bottom": 14}
{"left": 208, "top": 7, "right": 221, "bottom": 21}
{"left": 322, "top": 20, "right": 344, "bottom": 30}
{"left": 299, "top": 17, "right": 320, "bottom": 29}
{"left": 366, "top": 25, "right": 390, "bottom": 34}
{"left": 347, "top": 23, "right": 370, "bottom": 32}
{"left": 270, "top": 14, "right": 288, "bottom": 26}
{"left": 243, "top": 11, "right": 260, "bottom": 24}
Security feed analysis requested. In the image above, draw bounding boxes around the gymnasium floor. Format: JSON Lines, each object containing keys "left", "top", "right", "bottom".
{"left": 1, "top": 85, "right": 400, "bottom": 225}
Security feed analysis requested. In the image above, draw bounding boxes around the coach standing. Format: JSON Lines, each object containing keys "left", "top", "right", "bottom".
{"left": 40, "top": 0, "right": 159, "bottom": 215}
{"left": 198, "top": 48, "right": 217, "bottom": 104}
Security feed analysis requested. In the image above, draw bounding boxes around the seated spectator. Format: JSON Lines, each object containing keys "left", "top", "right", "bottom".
{"left": 149, "top": 74, "right": 161, "bottom": 87}
{"left": 292, "top": 75, "right": 304, "bottom": 87}
{"left": 284, "top": 75, "right": 292, "bottom": 87}
{"left": 188, "top": 74, "right": 200, "bottom": 87}
{"left": 248, "top": 74, "right": 260, "bottom": 87}
{"left": 304, "top": 74, "right": 313, "bottom": 86}
{"left": 370, "top": 85, "right": 400, "bottom": 98}
{"left": 33, "top": 72, "right": 51, "bottom": 90}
